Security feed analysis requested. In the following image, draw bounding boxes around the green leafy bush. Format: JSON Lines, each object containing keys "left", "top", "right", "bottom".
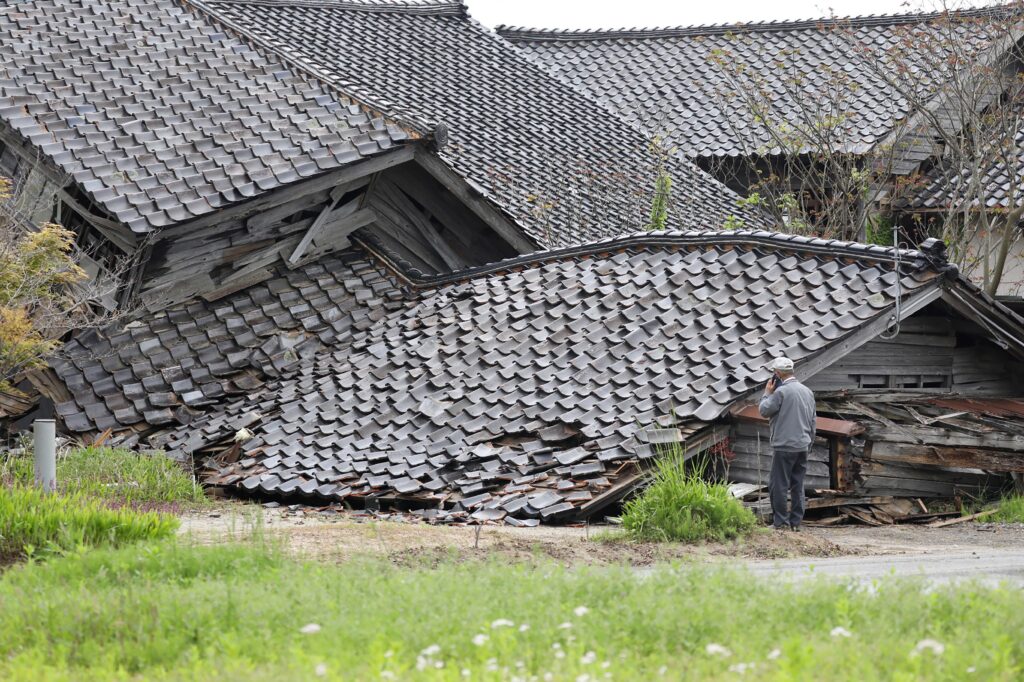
{"left": 1, "top": 446, "right": 205, "bottom": 508}
{"left": 0, "top": 485, "right": 178, "bottom": 560}
{"left": 621, "top": 450, "right": 757, "bottom": 542}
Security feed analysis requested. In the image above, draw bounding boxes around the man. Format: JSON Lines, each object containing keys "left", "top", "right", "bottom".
{"left": 758, "top": 356, "right": 816, "bottom": 531}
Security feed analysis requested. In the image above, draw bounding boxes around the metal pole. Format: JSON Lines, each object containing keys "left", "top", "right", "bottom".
{"left": 33, "top": 419, "right": 56, "bottom": 493}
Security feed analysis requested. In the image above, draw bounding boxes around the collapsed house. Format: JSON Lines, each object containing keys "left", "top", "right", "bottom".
{"left": 0, "top": 0, "right": 754, "bottom": 424}
{"left": 44, "top": 231, "right": 1024, "bottom": 524}
{"left": 2, "top": 0, "right": 1024, "bottom": 525}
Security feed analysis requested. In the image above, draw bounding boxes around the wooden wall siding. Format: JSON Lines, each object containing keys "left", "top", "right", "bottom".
{"left": 725, "top": 422, "right": 830, "bottom": 491}
{"left": 850, "top": 443, "right": 1002, "bottom": 498}
{"left": 806, "top": 314, "right": 1024, "bottom": 394}
{"left": 140, "top": 160, "right": 521, "bottom": 309}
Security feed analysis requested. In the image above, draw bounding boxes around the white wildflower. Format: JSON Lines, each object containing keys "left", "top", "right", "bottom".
{"left": 434, "top": 661, "right": 444, "bottom": 669}
{"left": 705, "top": 643, "right": 732, "bottom": 657}
{"left": 601, "top": 661, "right": 611, "bottom": 669}
{"left": 574, "top": 606, "right": 590, "bottom": 617}
{"left": 473, "top": 634, "right": 489, "bottom": 646}
{"left": 767, "top": 648, "right": 782, "bottom": 661}
{"left": 519, "top": 623, "right": 531, "bottom": 632}
{"left": 543, "top": 674, "right": 554, "bottom": 682}
{"left": 575, "top": 675, "right": 592, "bottom": 682}
{"left": 552, "top": 642, "right": 562, "bottom": 650}
{"left": 314, "top": 663, "right": 327, "bottom": 677}
{"left": 415, "top": 657, "right": 428, "bottom": 672}
{"left": 967, "top": 667, "right": 977, "bottom": 674}
{"left": 830, "top": 626, "right": 852, "bottom": 638}
{"left": 581, "top": 651, "right": 597, "bottom": 665}
{"left": 421, "top": 644, "right": 441, "bottom": 657}
{"left": 558, "top": 622, "right": 574, "bottom": 630}
{"left": 657, "top": 666, "right": 668, "bottom": 676}
{"left": 912, "top": 639, "right": 945, "bottom": 657}
{"left": 461, "top": 670, "right": 471, "bottom": 678}
{"left": 486, "top": 659, "right": 499, "bottom": 672}
{"left": 384, "top": 650, "right": 393, "bottom": 658}
{"left": 555, "top": 650, "right": 566, "bottom": 660}
{"left": 492, "top": 618, "right": 515, "bottom": 629}
{"left": 300, "top": 623, "right": 322, "bottom": 634}
{"left": 381, "top": 672, "right": 396, "bottom": 680}
{"left": 728, "top": 662, "right": 755, "bottom": 674}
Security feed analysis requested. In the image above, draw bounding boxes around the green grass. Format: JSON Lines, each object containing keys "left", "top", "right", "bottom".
{"left": 989, "top": 494, "right": 1024, "bottom": 523}
{"left": 621, "top": 451, "right": 757, "bottom": 542}
{"left": 0, "top": 540, "right": 1020, "bottom": 680}
{"left": 1, "top": 446, "right": 206, "bottom": 509}
{"left": 0, "top": 485, "right": 179, "bottom": 560}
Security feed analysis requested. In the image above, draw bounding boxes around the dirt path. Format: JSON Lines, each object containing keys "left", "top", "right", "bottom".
{"left": 178, "top": 503, "right": 1024, "bottom": 570}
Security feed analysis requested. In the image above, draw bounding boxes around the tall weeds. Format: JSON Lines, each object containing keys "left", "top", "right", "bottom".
{"left": 621, "top": 448, "right": 756, "bottom": 542}
{"left": 0, "top": 485, "right": 178, "bottom": 560}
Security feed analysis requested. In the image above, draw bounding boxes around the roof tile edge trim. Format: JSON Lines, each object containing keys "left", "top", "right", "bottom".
{"left": 358, "top": 228, "right": 948, "bottom": 288}
{"left": 200, "top": 0, "right": 465, "bottom": 14}
{"left": 495, "top": 6, "right": 1018, "bottom": 41}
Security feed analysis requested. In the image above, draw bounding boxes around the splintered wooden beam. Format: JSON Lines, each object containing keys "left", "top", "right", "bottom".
{"left": 288, "top": 194, "right": 348, "bottom": 265}
{"left": 287, "top": 207, "right": 377, "bottom": 269}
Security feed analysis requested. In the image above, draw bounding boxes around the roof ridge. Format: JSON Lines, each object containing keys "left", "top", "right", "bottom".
{"left": 200, "top": 0, "right": 465, "bottom": 15}
{"left": 360, "top": 229, "right": 948, "bottom": 289}
{"left": 496, "top": 5, "right": 1017, "bottom": 42}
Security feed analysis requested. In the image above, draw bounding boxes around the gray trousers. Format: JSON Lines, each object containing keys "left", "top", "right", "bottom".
{"left": 769, "top": 449, "right": 807, "bottom": 528}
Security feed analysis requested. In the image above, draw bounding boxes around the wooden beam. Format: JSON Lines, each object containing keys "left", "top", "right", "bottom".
{"left": 287, "top": 207, "right": 377, "bottom": 269}
{"left": 867, "top": 441, "right": 1024, "bottom": 473}
{"left": 288, "top": 195, "right": 348, "bottom": 266}
{"left": 414, "top": 149, "right": 536, "bottom": 253}
{"left": 161, "top": 145, "right": 416, "bottom": 241}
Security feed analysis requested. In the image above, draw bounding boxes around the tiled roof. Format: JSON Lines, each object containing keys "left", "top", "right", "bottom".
{"left": 54, "top": 249, "right": 409, "bottom": 432}
{"left": 0, "top": 0, "right": 412, "bottom": 233}
{"left": 904, "top": 122, "right": 1024, "bottom": 211}
{"left": 54, "top": 230, "right": 948, "bottom": 520}
{"left": 190, "top": 0, "right": 761, "bottom": 246}
{"left": 498, "top": 9, "right": 1002, "bottom": 159}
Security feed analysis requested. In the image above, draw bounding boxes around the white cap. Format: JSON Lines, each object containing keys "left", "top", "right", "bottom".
{"left": 768, "top": 356, "right": 794, "bottom": 372}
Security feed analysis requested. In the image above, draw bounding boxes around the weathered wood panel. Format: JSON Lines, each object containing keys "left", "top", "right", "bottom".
{"left": 725, "top": 422, "right": 830, "bottom": 490}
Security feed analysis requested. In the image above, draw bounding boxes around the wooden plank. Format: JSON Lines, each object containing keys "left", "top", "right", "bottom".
{"left": 374, "top": 179, "right": 466, "bottom": 269}
{"left": 866, "top": 441, "right": 1024, "bottom": 473}
{"left": 245, "top": 188, "right": 330, "bottom": 232}
{"left": 287, "top": 208, "right": 377, "bottom": 269}
{"left": 287, "top": 195, "right": 359, "bottom": 265}
{"left": 414, "top": 149, "right": 536, "bottom": 253}
{"left": 927, "top": 509, "right": 996, "bottom": 528}
{"left": 864, "top": 425, "right": 1024, "bottom": 451}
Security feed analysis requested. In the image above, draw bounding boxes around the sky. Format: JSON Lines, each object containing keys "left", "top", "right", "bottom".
{"left": 465, "top": 0, "right": 1003, "bottom": 30}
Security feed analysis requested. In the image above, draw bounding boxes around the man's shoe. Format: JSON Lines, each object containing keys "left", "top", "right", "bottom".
{"left": 790, "top": 524, "right": 801, "bottom": 532}
{"left": 773, "top": 525, "right": 788, "bottom": 531}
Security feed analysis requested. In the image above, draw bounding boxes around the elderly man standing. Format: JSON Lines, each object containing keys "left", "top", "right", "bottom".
{"left": 758, "top": 357, "right": 816, "bottom": 531}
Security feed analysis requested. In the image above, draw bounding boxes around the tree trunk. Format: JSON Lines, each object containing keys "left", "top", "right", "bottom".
{"left": 986, "top": 205, "right": 1024, "bottom": 297}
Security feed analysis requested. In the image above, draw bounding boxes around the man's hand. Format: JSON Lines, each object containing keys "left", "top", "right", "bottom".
{"left": 765, "top": 377, "right": 777, "bottom": 395}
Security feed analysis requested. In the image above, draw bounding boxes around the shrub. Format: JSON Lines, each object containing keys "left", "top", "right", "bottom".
{"left": 0, "top": 446, "right": 205, "bottom": 508}
{"left": 0, "top": 484, "right": 178, "bottom": 560}
{"left": 621, "top": 450, "right": 757, "bottom": 542}
{"left": 990, "top": 494, "right": 1024, "bottom": 523}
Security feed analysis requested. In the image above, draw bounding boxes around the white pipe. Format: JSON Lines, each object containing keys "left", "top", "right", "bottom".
{"left": 33, "top": 419, "right": 56, "bottom": 493}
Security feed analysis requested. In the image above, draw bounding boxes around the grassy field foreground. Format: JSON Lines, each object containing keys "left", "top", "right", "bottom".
{"left": 0, "top": 539, "right": 1020, "bottom": 681}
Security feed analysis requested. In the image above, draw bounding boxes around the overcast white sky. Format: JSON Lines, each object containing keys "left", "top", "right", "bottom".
{"left": 465, "top": 0, "right": 1003, "bottom": 30}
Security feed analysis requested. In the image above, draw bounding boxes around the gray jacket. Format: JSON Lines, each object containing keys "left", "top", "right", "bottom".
{"left": 758, "top": 378, "right": 816, "bottom": 451}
